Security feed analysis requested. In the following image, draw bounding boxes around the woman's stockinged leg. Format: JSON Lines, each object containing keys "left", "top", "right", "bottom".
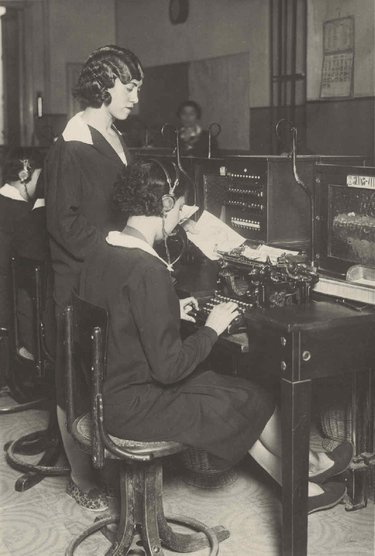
{"left": 57, "top": 406, "right": 98, "bottom": 491}
{"left": 248, "top": 407, "right": 335, "bottom": 495}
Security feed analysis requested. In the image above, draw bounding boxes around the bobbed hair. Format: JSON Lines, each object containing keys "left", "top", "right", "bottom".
{"left": 73, "top": 45, "right": 144, "bottom": 109}
{"left": 177, "top": 100, "right": 202, "bottom": 120}
{"left": 2, "top": 148, "right": 44, "bottom": 185}
{"left": 113, "top": 159, "right": 187, "bottom": 219}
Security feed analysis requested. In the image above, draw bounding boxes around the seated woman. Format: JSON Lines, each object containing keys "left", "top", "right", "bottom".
{"left": 79, "top": 159, "right": 352, "bottom": 514}
{"left": 0, "top": 149, "right": 51, "bottom": 360}
{"left": 177, "top": 100, "right": 217, "bottom": 156}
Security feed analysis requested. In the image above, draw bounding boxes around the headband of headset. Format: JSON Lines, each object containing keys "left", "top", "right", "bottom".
{"left": 148, "top": 158, "right": 180, "bottom": 212}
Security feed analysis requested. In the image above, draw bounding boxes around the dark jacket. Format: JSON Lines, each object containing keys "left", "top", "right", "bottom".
{"left": 79, "top": 235, "right": 274, "bottom": 464}
{"left": 0, "top": 189, "right": 48, "bottom": 328}
{"left": 45, "top": 114, "right": 131, "bottom": 309}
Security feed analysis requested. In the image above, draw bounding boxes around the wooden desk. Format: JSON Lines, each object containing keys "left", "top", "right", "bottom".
{"left": 245, "top": 301, "right": 375, "bottom": 556}
{"left": 176, "top": 261, "right": 375, "bottom": 556}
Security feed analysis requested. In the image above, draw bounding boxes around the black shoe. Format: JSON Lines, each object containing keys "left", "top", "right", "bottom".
{"left": 309, "top": 441, "right": 353, "bottom": 484}
{"left": 308, "top": 481, "right": 346, "bottom": 514}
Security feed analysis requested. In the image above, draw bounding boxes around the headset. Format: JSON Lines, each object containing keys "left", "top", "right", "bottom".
{"left": 148, "top": 158, "right": 180, "bottom": 213}
{"left": 19, "top": 158, "right": 32, "bottom": 184}
{"left": 19, "top": 159, "right": 33, "bottom": 202}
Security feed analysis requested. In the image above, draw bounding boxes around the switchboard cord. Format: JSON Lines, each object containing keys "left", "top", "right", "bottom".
{"left": 275, "top": 119, "right": 316, "bottom": 266}
{"left": 161, "top": 122, "right": 198, "bottom": 208}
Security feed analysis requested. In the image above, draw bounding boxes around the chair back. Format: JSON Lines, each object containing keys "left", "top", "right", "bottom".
{"left": 10, "top": 255, "right": 50, "bottom": 377}
{"left": 65, "top": 293, "right": 156, "bottom": 466}
{"left": 64, "top": 293, "right": 108, "bottom": 468}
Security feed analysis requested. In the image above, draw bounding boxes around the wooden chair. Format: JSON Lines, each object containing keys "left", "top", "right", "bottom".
{"left": 4, "top": 255, "right": 69, "bottom": 490}
{"left": 0, "top": 256, "right": 49, "bottom": 413}
{"left": 65, "top": 294, "right": 230, "bottom": 556}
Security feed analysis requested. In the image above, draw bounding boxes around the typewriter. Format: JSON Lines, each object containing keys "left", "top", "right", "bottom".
{"left": 191, "top": 247, "right": 318, "bottom": 334}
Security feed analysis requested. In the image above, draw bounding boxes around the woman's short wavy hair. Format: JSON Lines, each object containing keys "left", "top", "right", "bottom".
{"left": 73, "top": 45, "right": 144, "bottom": 109}
{"left": 113, "top": 160, "right": 186, "bottom": 219}
{"left": 177, "top": 100, "right": 202, "bottom": 120}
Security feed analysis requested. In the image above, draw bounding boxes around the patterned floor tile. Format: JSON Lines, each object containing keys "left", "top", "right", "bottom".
{"left": 1, "top": 400, "right": 374, "bottom": 555}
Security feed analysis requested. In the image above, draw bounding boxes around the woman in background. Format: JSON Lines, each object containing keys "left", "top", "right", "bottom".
{"left": 45, "top": 45, "right": 143, "bottom": 510}
{"left": 177, "top": 100, "right": 217, "bottom": 156}
{"left": 0, "top": 149, "right": 49, "bottom": 360}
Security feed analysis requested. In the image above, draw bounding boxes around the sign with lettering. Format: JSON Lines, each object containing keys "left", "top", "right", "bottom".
{"left": 347, "top": 175, "right": 375, "bottom": 189}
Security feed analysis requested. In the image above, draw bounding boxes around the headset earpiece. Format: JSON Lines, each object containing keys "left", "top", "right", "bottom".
{"left": 148, "top": 158, "right": 180, "bottom": 213}
{"left": 161, "top": 193, "right": 175, "bottom": 212}
{"left": 19, "top": 159, "right": 31, "bottom": 184}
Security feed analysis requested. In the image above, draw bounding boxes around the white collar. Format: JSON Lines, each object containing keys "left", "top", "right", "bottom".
{"left": 0, "top": 183, "right": 27, "bottom": 202}
{"left": 106, "top": 231, "right": 173, "bottom": 272}
{"left": 33, "top": 198, "right": 45, "bottom": 210}
{"left": 62, "top": 112, "right": 93, "bottom": 144}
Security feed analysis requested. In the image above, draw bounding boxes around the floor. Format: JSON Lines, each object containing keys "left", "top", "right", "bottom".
{"left": 0, "top": 399, "right": 374, "bottom": 556}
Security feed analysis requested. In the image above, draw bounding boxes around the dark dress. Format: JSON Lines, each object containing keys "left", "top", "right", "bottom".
{"left": 45, "top": 123, "right": 130, "bottom": 310}
{"left": 79, "top": 237, "right": 275, "bottom": 465}
{"left": 44, "top": 114, "right": 130, "bottom": 406}
{"left": 0, "top": 193, "right": 33, "bottom": 329}
{"left": 0, "top": 189, "right": 51, "bottom": 353}
{"left": 179, "top": 128, "right": 218, "bottom": 157}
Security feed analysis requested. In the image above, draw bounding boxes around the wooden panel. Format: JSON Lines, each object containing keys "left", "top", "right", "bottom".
{"left": 306, "top": 98, "right": 375, "bottom": 160}
{"left": 66, "top": 63, "right": 83, "bottom": 119}
{"left": 189, "top": 53, "right": 250, "bottom": 151}
{"left": 2, "top": 8, "right": 21, "bottom": 145}
{"left": 250, "top": 105, "right": 309, "bottom": 154}
{"left": 137, "top": 62, "right": 189, "bottom": 146}
{"left": 250, "top": 99, "right": 375, "bottom": 161}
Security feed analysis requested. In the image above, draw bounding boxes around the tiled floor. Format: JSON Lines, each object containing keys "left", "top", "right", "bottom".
{"left": 0, "top": 398, "right": 374, "bottom": 556}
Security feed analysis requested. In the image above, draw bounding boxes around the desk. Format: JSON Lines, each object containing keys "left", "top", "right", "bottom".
{"left": 176, "top": 261, "right": 375, "bottom": 556}
{"left": 246, "top": 301, "right": 375, "bottom": 556}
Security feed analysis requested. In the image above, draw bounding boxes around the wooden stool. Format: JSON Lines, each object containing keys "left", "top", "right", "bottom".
{"left": 4, "top": 256, "right": 69, "bottom": 489}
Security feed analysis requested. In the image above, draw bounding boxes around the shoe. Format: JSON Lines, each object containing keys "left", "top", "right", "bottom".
{"left": 66, "top": 478, "right": 109, "bottom": 512}
{"left": 308, "top": 481, "right": 346, "bottom": 514}
{"left": 309, "top": 441, "right": 353, "bottom": 484}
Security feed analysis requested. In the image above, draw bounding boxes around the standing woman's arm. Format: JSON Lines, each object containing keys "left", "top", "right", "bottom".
{"left": 46, "top": 142, "right": 106, "bottom": 261}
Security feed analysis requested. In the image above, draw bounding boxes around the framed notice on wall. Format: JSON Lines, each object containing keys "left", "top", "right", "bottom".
{"left": 320, "top": 16, "right": 354, "bottom": 98}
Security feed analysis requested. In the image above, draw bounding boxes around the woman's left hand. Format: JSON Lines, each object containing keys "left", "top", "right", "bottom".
{"left": 179, "top": 296, "right": 199, "bottom": 322}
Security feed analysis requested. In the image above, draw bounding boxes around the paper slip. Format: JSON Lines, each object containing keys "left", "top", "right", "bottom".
{"left": 183, "top": 210, "right": 245, "bottom": 260}
{"left": 242, "top": 244, "right": 299, "bottom": 264}
{"left": 179, "top": 204, "right": 199, "bottom": 224}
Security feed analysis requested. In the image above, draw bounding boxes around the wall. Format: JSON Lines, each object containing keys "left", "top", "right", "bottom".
{"left": 115, "top": 0, "right": 271, "bottom": 149}
{"left": 306, "top": 0, "right": 375, "bottom": 159}
{"left": 307, "top": 0, "right": 375, "bottom": 100}
{"left": 45, "top": 0, "right": 116, "bottom": 114}
{"left": 116, "top": 0, "right": 269, "bottom": 106}
{"left": 12, "top": 0, "right": 116, "bottom": 144}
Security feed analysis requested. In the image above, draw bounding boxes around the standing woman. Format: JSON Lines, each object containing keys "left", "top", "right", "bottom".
{"left": 45, "top": 45, "right": 143, "bottom": 510}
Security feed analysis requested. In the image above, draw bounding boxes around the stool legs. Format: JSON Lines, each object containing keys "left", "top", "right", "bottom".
{"left": 5, "top": 405, "right": 70, "bottom": 491}
{"left": 67, "top": 459, "right": 229, "bottom": 556}
{"left": 155, "top": 465, "right": 229, "bottom": 553}
{"left": 106, "top": 466, "right": 140, "bottom": 556}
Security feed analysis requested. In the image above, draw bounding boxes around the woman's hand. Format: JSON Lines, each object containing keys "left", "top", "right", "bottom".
{"left": 181, "top": 219, "right": 198, "bottom": 234}
{"left": 205, "top": 302, "right": 239, "bottom": 336}
{"left": 179, "top": 297, "right": 199, "bottom": 322}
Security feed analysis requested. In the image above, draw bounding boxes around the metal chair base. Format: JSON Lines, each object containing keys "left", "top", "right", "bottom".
{"left": 5, "top": 408, "right": 70, "bottom": 491}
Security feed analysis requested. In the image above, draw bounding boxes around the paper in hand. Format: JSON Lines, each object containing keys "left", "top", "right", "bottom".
{"left": 182, "top": 210, "right": 245, "bottom": 260}
{"left": 179, "top": 204, "right": 199, "bottom": 224}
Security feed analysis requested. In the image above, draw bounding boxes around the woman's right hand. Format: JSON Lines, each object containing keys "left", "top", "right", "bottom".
{"left": 205, "top": 302, "right": 239, "bottom": 336}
